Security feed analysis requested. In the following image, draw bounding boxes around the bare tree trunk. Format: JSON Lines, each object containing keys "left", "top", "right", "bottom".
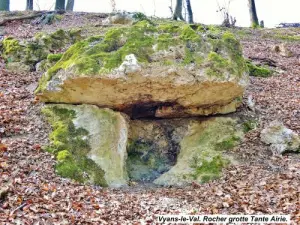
{"left": 26, "top": 0, "right": 33, "bottom": 10}
{"left": 173, "top": 0, "right": 184, "bottom": 21}
{"left": 0, "top": 0, "right": 10, "bottom": 11}
{"left": 248, "top": 0, "right": 259, "bottom": 27}
{"left": 185, "top": 0, "right": 193, "bottom": 24}
{"left": 55, "top": 0, "right": 65, "bottom": 11}
{"left": 66, "top": 0, "right": 74, "bottom": 11}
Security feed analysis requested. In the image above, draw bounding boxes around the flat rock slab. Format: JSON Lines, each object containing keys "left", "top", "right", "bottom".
{"left": 36, "top": 21, "right": 248, "bottom": 118}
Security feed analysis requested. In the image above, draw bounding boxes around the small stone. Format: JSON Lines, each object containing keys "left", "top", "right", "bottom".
{"left": 6, "top": 62, "right": 31, "bottom": 73}
{"left": 272, "top": 43, "right": 293, "bottom": 57}
{"left": 260, "top": 121, "right": 300, "bottom": 154}
{"left": 116, "top": 54, "right": 141, "bottom": 75}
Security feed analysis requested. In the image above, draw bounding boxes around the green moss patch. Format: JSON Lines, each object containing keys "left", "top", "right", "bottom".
{"left": 191, "top": 155, "right": 230, "bottom": 183}
{"left": 215, "top": 135, "right": 241, "bottom": 151}
{"left": 42, "top": 106, "right": 107, "bottom": 186}
{"left": 47, "top": 53, "right": 63, "bottom": 63}
{"left": 206, "top": 52, "right": 229, "bottom": 77}
{"left": 1, "top": 29, "right": 82, "bottom": 71}
{"left": 36, "top": 21, "right": 247, "bottom": 93}
{"left": 246, "top": 60, "right": 272, "bottom": 77}
{"left": 242, "top": 119, "right": 258, "bottom": 133}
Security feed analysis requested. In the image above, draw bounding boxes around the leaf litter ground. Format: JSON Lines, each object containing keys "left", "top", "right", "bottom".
{"left": 0, "top": 13, "right": 299, "bottom": 224}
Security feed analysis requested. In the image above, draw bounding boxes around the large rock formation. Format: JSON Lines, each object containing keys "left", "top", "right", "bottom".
{"left": 36, "top": 21, "right": 248, "bottom": 118}
{"left": 35, "top": 20, "right": 251, "bottom": 187}
{"left": 42, "top": 105, "right": 244, "bottom": 187}
{"left": 42, "top": 104, "right": 129, "bottom": 188}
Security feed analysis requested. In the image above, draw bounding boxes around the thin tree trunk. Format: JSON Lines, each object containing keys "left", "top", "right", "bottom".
{"left": 0, "top": 0, "right": 10, "bottom": 11}
{"left": 173, "top": 0, "right": 184, "bottom": 21}
{"left": 55, "top": 0, "right": 65, "bottom": 11}
{"left": 66, "top": 0, "right": 74, "bottom": 11}
{"left": 185, "top": 0, "right": 193, "bottom": 24}
{"left": 26, "top": 0, "right": 33, "bottom": 10}
{"left": 248, "top": 0, "right": 259, "bottom": 27}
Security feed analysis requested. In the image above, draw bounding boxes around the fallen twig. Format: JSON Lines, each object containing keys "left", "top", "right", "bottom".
{"left": 10, "top": 202, "right": 27, "bottom": 215}
{"left": 0, "top": 11, "right": 65, "bottom": 26}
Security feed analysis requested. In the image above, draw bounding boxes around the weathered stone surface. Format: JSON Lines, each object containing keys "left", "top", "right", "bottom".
{"left": 261, "top": 121, "right": 300, "bottom": 154}
{"left": 36, "top": 21, "right": 248, "bottom": 118}
{"left": 154, "top": 117, "right": 244, "bottom": 187}
{"left": 42, "top": 104, "right": 129, "bottom": 187}
{"left": 1, "top": 29, "right": 81, "bottom": 71}
{"left": 127, "top": 119, "right": 188, "bottom": 182}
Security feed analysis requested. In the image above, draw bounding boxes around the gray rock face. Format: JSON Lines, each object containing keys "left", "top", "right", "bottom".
{"left": 42, "top": 104, "right": 129, "bottom": 188}
{"left": 261, "top": 121, "right": 300, "bottom": 154}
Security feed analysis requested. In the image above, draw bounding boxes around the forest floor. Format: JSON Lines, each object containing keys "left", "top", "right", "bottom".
{"left": 0, "top": 12, "right": 299, "bottom": 224}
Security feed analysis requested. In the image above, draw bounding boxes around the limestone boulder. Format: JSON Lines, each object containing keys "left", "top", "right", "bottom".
{"left": 42, "top": 104, "right": 129, "bottom": 187}
{"left": 154, "top": 117, "right": 244, "bottom": 187}
{"left": 36, "top": 21, "right": 248, "bottom": 118}
{"left": 261, "top": 121, "right": 300, "bottom": 154}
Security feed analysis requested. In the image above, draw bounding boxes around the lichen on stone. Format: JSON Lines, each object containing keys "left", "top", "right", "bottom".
{"left": 190, "top": 155, "right": 230, "bottom": 183}
{"left": 1, "top": 37, "right": 22, "bottom": 62}
{"left": 205, "top": 51, "right": 230, "bottom": 77}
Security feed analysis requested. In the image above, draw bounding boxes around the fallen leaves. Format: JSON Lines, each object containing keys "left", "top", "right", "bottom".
{"left": 0, "top": 14, "right": 299, "bottom": 224}
{"left": 0, "top": 142, "right": 7, "bottom": 152}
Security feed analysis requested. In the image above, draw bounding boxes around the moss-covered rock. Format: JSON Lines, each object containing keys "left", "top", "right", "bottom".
{"left": 42, "top": 104, "right": 129, "bottom": 187}
{"left": 154, "top": 117, "right": 244, "bottom": 186}
{"left": 1, "top": 29, "right": 81, "bottom": 71}
{"left": 246, "top": 60, "right": 272, "bottom": 77}
{"left": 36, "top": 53, "right": 63, "bottom": 72}
{"left": 36, "top": 21, "right": 248, "bottom": 118}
